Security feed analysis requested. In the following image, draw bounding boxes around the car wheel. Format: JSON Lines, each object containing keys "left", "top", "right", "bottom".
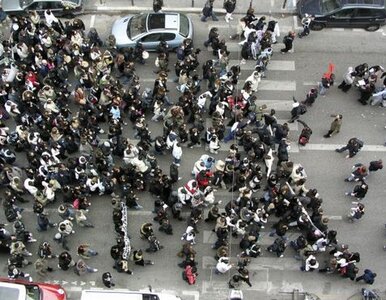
{"left": 310, "top": 22, "right": 325, "bottom": 31}
{"left": 365, "top": 24, "right": 380, "bottom": 32}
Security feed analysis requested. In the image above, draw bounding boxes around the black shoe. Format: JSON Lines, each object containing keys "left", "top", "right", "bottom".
{"left": 323, "top": 134, "right": 330, "bottom": 138}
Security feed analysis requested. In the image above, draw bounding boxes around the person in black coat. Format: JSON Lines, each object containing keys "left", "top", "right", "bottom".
{"left": 102, "top": 272, "right": 115, "bottom": 288}
{"left": 224, "top": 0, "right": 236, "bottom": 23}
{"left": 281, "top": 31, "right": 295, "bottom": 54}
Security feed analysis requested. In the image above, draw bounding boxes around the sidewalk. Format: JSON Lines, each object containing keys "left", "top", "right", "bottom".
{"left": 84, "top": 0, "right": 297, "bottom": 15}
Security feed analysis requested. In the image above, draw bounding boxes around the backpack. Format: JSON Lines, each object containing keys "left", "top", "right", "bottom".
{"left": 356, "top": 139, "right": 364, "bottom": 148}
{"left": 299, "top": 136, "right": 309, "bottom": 146}
{"left": 6, "top": 209, "right": 18, "bottom": 222}
{"left": 299, "top": 104, "right": 307, "bottom": 115}
{"left": 283, "top": 35, "right": 291, "bottom": 44}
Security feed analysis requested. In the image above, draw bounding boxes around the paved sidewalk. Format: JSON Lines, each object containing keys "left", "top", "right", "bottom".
{"left": 84, "top": 0, "right": 297, "bottom": 15}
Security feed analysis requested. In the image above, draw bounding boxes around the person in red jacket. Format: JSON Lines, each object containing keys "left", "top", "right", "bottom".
{"left": 196, "top": 170, "right": 212, "bottom": 189}
{"left": 183, "top": 265, "right": 198, "bottom": 285}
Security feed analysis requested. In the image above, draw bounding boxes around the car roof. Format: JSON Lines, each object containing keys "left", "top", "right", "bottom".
{"left": 0, "top": 282, "right": 26, "bottom": 300}
{"left": 341, "top": 0, "right": 385, "bottom": 7}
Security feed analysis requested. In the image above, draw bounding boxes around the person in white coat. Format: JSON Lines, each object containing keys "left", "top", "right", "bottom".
{"left": 172, "top": 142, "right": 183, "bottom": 166}
{"left": 209, "top": 134, "right": 220, "bottom": 154}
{"left": 301, "top": 254, "right": 319, "bottom": 271}
{"left": 44, "top": 9, "right": 59, "bottom": 28}
{"left": 215, "top": 257, "right": 233, "bottom": 274}
{"left": 245, "top": 71, "right": 261, "bottom": 93}
{"left": 264, "top": 148, "right": 274, "bottom": 178}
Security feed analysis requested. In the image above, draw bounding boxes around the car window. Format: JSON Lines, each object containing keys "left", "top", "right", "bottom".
{"left": 141, "top": 33, "right": 162, "bottom": 42}
{"left": 333, "top": 8, "right": 355, "bottom": 17}
{"left": 179, "top": 14, "right": 189, "bottom": 37}
{"left": 25, "top": 285, "right": 40, "bottom": 300}
{"left": 27, "top": 1, "right": 50, "bottom": 10}
{"left": 129, "top": 14, "right": 147, "bottom": 38}
{"left": 321, "top": 0, "right": 340, "bottom": 13}
{"left": 355, "top": 8, "right": 376, "bottom": 17}
{"left": 161, "top": 32, "right": 176, "bottom": 41}
{"left": 50, "top": 2, "right": 64, "bottom": 9}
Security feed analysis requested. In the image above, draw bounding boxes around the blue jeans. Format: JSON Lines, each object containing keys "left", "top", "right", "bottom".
{"left": 223, "top": 129, "right": 235, "bottom": 143}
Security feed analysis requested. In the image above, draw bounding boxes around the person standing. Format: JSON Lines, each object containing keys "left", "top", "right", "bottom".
{"left": 324, "top": 114, "right": 343, "bottom": 138}
{"left": 224, "top": 0, "right": 236, "bottom": 23}
{"left": 172, "top": 142, "right": 182, "bottom": 166}
{"left": 153, "top": 0, "right": 163, "bottom": 12}
{"left": 201, "top": 0, "right": 218, "bottom": 22}
{"left": 300, "top": 254, "right": 319, "bottom": 271}
{"left": 215, "top": 256, "right": 233, "bottom": 274}
{"left": 356, "top": 269, "right": 377, "bottom": 284}
{"left": 338, "top": 67, "right": 355, "bottom": 93}
{"left": 281, "top": 31, "right": 295, "bottom": 54}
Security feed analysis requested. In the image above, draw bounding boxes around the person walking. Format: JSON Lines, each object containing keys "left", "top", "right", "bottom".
{"left": 298, "top": 14, "right": 313, "bottom": 38}
{"left": 369, "top": 159, "right": 383, "bottom": 172}
{"left": 58, "top": 251, "right": 75, "bottom": 271}
{"left": 347, "top": 202, "right": 365, "bottom": 222}
{"left": 204, "top": 27, "right": 219, "bottom": 48}
{"left": 224, "top": 0, "right": 236, "bottom": 23}
{"left": 281, "top": 31, "right": 295, "bottom": 54}
{"left": 345, "top": 181, "right": 368, "bottom": 201}
{"left": 74, "top": 259, "right": 98, "bottom": 276}
{"left": 201, "top": 0, "right": 218, "bottom": 22}
{"left": 324, "top": 114, "right": 343, "bottom": 138}
{"left": 335, "top": 137, "right": 364, "bottom": 158}
{"left": 356, "top": 269, "right": 377, "bottom": 284}
{"left": 345, "top": 163, "right": 368, "bottom": 182}
{"left": 102, "top": 272, "right": 115, "bottom": 288}
{"left": 77, "top": 244, "right": 98, "bottom": 259}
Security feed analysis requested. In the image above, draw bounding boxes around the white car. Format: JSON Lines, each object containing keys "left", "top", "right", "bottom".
{"left": 81, "top": 289, "right": 182, "bottom": 300}
{"left": 111, "top": 12, "right": 193, "bottom": 51}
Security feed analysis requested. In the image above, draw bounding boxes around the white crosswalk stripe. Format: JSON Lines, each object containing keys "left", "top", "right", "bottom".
{"left": 202, "top": 255, "right": 302, "bottom": 271}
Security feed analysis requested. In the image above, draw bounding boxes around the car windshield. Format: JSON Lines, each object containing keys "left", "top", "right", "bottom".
{"left": 179, "top": 14, "right": 189, "bottom": 37}
{"left": 320, "top": 0, "right": 340, "bottom": 13}
{"left": 25, "top": 285, "right": 40, "bottom": 300}
{"left": 128, "top": 14, "right": 147, "bottom": 39}
{"left": 20, "top": 0, "right": 33, "bottom": 7}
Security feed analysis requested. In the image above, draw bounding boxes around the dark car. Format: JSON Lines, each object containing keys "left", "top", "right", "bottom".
{"left": 2, "top": 0, "right": 83, "bottom": 17}
{"left": 297, "top": 0, "right": 386, "bottom": 31}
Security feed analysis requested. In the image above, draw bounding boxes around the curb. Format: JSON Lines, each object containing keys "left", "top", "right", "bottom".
{"left": 84, "top": 6, "right": 297, "bottom": 16}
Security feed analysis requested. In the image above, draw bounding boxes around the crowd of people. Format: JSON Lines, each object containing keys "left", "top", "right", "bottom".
{"left": 0, "top": 1, "right": 383, "bottom": 295}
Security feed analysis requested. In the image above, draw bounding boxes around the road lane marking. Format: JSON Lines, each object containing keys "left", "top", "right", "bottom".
{"left": 259, "top": 80, "right": 296, "bottom": 91}
{"left": 90, "top": 15, "right": 95, "bottom": 28}
{"left": 182, "top": 291, "right": 200, "bottom": 300}
{"left": 228, "top": 60, "right": 295, "bottom": 71}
